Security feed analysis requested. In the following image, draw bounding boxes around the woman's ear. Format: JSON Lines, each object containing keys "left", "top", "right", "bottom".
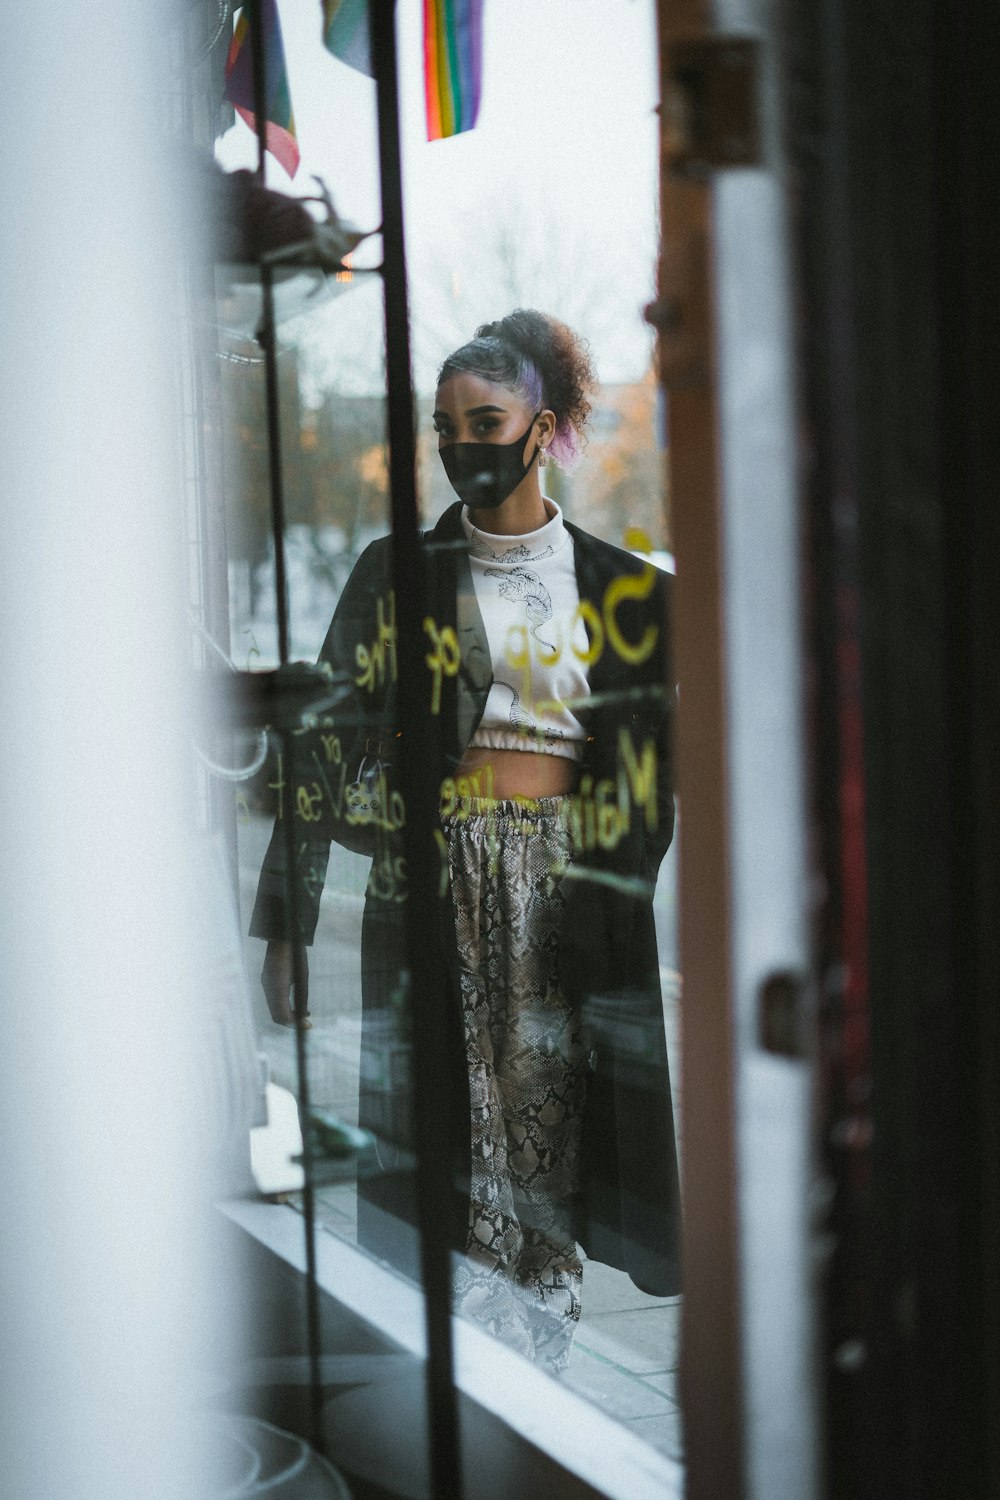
{"left": 538, "top": 408, "right": 557, "bottom": 448}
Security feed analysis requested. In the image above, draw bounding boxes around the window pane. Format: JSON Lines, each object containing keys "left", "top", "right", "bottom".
{"left": 192, "top": 0, "right": 683, "bottom": 1488}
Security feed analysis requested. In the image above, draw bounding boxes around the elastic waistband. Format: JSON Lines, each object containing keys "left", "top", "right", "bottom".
{"left": 441, "top": 793, "right": 570, "bottom": 826}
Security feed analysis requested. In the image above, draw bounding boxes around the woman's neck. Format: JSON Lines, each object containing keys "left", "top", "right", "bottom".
{"left": 467, "top": 473, "right": 552, "bottom": 536}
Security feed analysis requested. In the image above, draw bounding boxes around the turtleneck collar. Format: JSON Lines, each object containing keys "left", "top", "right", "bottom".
{"left": 460, "top": 500, "right": 569, "bottom": 567}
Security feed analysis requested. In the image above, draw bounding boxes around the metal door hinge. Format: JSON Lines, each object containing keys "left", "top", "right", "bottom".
{"left": 663, "top": 36, "right": 762, "bottom": 178}
{"left": 759, "top": 969, "right": 809, "bottom": 1058}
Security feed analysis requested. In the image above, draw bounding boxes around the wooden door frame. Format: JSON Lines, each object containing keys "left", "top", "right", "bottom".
{"left": 654, "top": 5, "right": 746, "bottom": 1497}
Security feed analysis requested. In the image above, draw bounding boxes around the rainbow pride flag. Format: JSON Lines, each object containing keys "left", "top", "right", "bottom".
{"left": 424, "top": 0, "right": 484, "bottom": 141}
{"left": 225, "top": 0, "right": 300, "bottom": 178}
{"left": 322, "top": 0, "right": 373, "bottom": 77}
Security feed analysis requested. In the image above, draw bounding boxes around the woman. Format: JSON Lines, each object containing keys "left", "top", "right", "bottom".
{"left": 251, "top": 310, "right": 680, "bottom": 1374}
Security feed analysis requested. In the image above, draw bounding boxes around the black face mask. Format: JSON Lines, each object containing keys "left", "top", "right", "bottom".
{"left": 438, "top": 412, "right": 541, "bottom": 510}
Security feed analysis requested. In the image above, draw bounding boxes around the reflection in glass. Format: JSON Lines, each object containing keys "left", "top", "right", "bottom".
{"left": 247, "top": 309, "right": 681, "bottom": 1383}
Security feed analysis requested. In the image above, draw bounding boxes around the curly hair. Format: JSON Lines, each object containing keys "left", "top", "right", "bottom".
{"left": 437, "top": 308, "right": 597, "bottom": 470}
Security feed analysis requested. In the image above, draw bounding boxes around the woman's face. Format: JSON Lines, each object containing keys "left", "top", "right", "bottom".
{"left": 433, "top": 372, "right": 552, "bottom": 460}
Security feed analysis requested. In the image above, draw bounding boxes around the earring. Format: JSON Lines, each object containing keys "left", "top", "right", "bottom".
{"left": 538, "top": 446, "right": 547, "bottom": 468}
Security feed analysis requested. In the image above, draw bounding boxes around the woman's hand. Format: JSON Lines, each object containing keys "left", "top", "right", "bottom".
{"left": 261, "top": 939, "right": 310, "bottom": 1027}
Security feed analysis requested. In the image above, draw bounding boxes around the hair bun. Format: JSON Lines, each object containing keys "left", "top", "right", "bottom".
{"left": 477, "top": 310, "right": 547, "bottom": 358}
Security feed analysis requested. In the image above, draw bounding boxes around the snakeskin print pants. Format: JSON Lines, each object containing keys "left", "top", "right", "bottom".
{"left": 444, "top": 796, "right": 588, "bottom": 1375}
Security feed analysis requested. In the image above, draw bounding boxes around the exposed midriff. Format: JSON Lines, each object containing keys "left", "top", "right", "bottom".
{"left": 451, "top": 745, "right": 580, "bottom": 800}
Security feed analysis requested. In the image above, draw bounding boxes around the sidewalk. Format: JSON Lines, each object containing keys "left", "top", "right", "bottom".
{"left": 301, "top": 1176, "right": 683, "bottom": 1462}
{"left": 568, "top": 1258, "right": 683, "bottom": 1461}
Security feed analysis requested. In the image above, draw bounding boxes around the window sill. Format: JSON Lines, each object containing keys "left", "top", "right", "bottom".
{"left": 218, "top": 1198, "right": 684, "bottom": 1500}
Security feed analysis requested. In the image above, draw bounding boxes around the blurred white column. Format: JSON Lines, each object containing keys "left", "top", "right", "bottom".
{"left": 710, "top": 0, "right": 821, "bottom": 1496}
{"left": 0, "top": 7, "right": 213, "bottom": 1499}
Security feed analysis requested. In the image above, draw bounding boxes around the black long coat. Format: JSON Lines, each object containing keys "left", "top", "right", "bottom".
{"left": 251, "top": 501, "right": 681, "bottom": 1296}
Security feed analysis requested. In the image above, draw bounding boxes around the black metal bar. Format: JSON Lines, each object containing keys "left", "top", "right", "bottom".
{"left": 247, "top": 0, "right": 268, "bottom": 183}
{"left": 281, "top": 733, "right": 325, "bottom": 1459}
{"left": 369, "top": 4, "right": 464, "bottom": 1497}
{"left": 247, "top": 0, "right": 292, "bottom": 668}
{"left": 258, "top": 291, "right": 293, "bottom": 670}
{"left": 246, "top": 0, "right": 325, "bottom": 1456}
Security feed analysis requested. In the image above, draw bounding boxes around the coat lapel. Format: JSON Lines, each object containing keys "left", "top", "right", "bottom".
{"left": 426, "top": 502, "right": 491, "bottom": 761}
{"left": 563, "top": 519, "right": 620, "bottom": 757}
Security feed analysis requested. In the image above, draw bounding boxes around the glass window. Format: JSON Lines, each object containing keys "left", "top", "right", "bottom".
{"left": 189, "top": 1, "right": 683, "bottom": 1489}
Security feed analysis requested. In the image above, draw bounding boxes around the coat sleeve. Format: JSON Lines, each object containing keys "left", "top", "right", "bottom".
{"left": 248, "top": 539, "right": 393, "bottom": 946}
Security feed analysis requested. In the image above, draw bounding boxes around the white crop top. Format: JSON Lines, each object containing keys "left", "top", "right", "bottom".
{"left": 462, "top": 502, "right": 591, "bottom": 761}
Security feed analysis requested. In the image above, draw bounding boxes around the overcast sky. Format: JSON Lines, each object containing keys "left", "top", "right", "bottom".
{"left": 216, "top": 0, "right": 660, "bottom": 392}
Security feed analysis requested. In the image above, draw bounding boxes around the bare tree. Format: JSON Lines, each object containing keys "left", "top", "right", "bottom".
{"left": 408, "top": 188, "right": 631, "bottom": 391}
